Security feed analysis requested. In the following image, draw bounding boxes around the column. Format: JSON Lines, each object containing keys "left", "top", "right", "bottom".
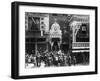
{"left": 41, "top": 30, "right": 43, "bottom": 36}
{"left": 35, "top": 40, "right": 37, "bottom": 55}
{"left": 72, "top": 24, "right": 80, "bottom": 42}
{"left": 46, "top": 42, "right": 48, "bottom": 51}
{"left": 72, "top": 25, "right": 76, "bottom": 42}
{"left": 51, "top": 42, "right": 53, "bottom": 51}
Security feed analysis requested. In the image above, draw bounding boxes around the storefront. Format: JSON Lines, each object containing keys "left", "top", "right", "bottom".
{"left": 25, "top": 13, "right": 49, "bottom": 55}
{"left": 70, "top": 15, "right": 90, "bottom": 64}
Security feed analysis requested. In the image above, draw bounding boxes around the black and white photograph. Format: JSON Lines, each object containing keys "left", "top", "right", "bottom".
{"left": 25, "top": 13, "right": 90, "bottom": 69}
{"left": 11, "top": 1, "right": 97, "bottom": 79}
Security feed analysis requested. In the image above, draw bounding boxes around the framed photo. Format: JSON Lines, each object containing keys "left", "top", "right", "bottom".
{"left": 11, "top": 1, "right": 98, "bottom": 79}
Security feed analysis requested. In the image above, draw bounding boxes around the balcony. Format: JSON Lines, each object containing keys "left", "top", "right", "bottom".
{"left": 72, "top": 42, "right": 89, "bottom": 47}
{"left": 25, "top": 30, "right": 41, "bottom": 38}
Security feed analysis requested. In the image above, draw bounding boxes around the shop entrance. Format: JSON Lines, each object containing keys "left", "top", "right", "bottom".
{"left": 52, "top": 41, "right": 59, "bottom": 51}
{"left": 51, "top": 38, "right": 60, "bottom": 51}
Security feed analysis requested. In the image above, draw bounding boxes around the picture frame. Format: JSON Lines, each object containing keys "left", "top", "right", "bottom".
{"left": 11, "top": 1, "right": 98, "bottom": 79}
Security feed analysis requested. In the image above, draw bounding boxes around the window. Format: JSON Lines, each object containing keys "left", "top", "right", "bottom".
{"left": 28, "top": 17, "right": 40, "bottom": 30}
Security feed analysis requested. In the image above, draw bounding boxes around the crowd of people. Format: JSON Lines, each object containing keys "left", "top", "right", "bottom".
{"left": 25, "top": 49, "right": 77, "bottom": 68}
